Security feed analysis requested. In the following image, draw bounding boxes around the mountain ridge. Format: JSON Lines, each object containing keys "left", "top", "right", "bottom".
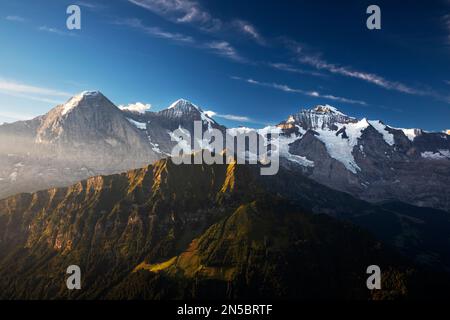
{"left": 2, "top": 158, "right": 450, "bottom": 299}
{"left": 0, "top": 91, "right": 449, "bottom": 212}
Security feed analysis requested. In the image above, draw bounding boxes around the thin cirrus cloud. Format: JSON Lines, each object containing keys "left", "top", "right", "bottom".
{"left": 204, "top": 41, "right": 246, "bottom": 63}
{"left": 128, "top": 0, "right": 222, "bottom": 32}
{"left": 204, "top": 110, "right": 249, "bottom": 122}
{"left": 0, "top": 78, "right": 72, "bottom": 104}
{"left": 443, "top": 14, "right": 450, "bottom": 45}
{"left": 268, "top": 62, "right": 326, "bottom": 77}
{"left": 122, "top": 1, "right": 449, "bottom": 105}
{"left": 38, "top": 26, "right": 77, "bottom": 37}
{"left": 116, "top": 18, "right": 246, "bottom": 62}
{"left": 232, "top": 20, "right": 266, "bottom": 45}
{"left": 0, "top": 110, "right": 35, "bottom": 122}
{"left": 232, "top": 76, "right": 367, "bottom": 106}
{"left": 115, "top": 18, "right": 195, "bottom": 43}
{"left": 301, "top": 54, "right": 422, "bottom": 94}
{"left": 287, "top": 41, "right": 450, "bottom": 103}
{"left": 128, "top": 0, "right": 444, "bottom": 102}
{"left": 5, "top": 15, "right": 26, "bottom": 22}
{"left": 127, "top": 0, "right": 265, "bottom": 43}
{"left": 76, "top": 1, "right": 108, "bottom": 10}
{"left": 204, "top": 110, "right": 268, "bottom": 125}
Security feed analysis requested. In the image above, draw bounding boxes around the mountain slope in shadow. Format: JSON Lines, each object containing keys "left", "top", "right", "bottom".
{"left": 0, "top": 159, "right": 449, "bottom": 299}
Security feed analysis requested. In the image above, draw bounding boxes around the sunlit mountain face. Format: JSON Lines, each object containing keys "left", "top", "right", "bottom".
{"left": 0, "top": 93, "right": 450, "bottom": 300}
{"left": 0, "top": 0, "right": 449, "bottom": 303}
{"left": 2, "top": 94, "right": 448, "bottom": 210}
{"left": 1, "top": 159, "right": 450, "bottom": 299}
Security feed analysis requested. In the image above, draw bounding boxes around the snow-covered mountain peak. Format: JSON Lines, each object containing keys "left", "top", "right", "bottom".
{"left": 162, "top": 99, "right": 216, "bottom": 126}
{"left": 167, "top": 99, "right": 201, "bottom": 111}
{"left": 311, "top": 104, "right": 346, "bottom": 116}
{"left": 400, "top": 128, "right": 423, "bottom": 142}
{"left": 288, "top": 104, "right": 356, "bottom": 131}
{"left": 61, "top": 91, "right": 106, "bottom": 116}
{"left": 80, "top": 90, "right": 102, "bottom": 96}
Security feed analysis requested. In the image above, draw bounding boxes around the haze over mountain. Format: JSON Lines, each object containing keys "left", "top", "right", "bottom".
{"left": 1, "top": 92, "right": 449, "bottom": 212}
{"left": 1, "top": 91, "right": 450, "bottom": 299}
{"left": 0, "top": 92, "right": 218, "bottom": 200}
{"left": 1, "top": 0, "right": 449, "bottom": 302}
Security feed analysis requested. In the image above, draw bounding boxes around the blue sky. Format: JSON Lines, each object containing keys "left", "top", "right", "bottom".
{"left": 0, "top": 0, "right": 449, "bottom": 130}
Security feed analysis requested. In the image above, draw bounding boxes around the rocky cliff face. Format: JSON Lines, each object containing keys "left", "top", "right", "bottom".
{"left": 274, "top": 105, "right": 450, "bottom": 211}
{"left": 290, "top": 104, "right": 358, "bottom": 130}
{"left": 0, "top": 94, "right": 221, "bottom": 200}
{"left": 35, "top": 91, "right": 157, "bottom": 166}
{"left": 0, "top": 160, "right": 259, "bottom": 298}
{"left": 122, "top": 98, "right": 226, "bottom": 155}
{"left": 1, "top": 96, "right": 449, "bottom": 213}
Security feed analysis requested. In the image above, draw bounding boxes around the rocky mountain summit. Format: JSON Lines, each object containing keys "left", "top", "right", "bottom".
{"left": 1, "top": 93, "right": 450, "bottom": 300}
{"left": 0, "top": 93, "right": 218, "bottom": 199}
{"left": 274, "top": 105, "right": 450, "bottom": 211}
{"left": 285, "top": 104, "right": 358, "bottom": 130}
{"left": 122, "top": 98, "right": 225, "bottom": 155}
{"left": 0, "top": 94, "right": 449, "bottom": 212}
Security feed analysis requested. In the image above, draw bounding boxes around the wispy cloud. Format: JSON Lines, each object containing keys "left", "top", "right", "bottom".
{"left": 38, "top": 26, "right": 76, "bottom": 37}
{"left": 127, "top": 2, "right": 449, "bottom": 103}
{"left": 204, "top": 110, "right": 249, "bottom": 122}
{"left": 233, "top": 20, "right": 266, "bottom": 45}
{"left": 443, "top": 14, "right": 450, "bottom": 45}
{"left": 204, "top": 41, "right": 246, "bottom": 62}
{"left": 0, "top": 92, "right": 67, "bottom": 105}
{"left": 0, "top": 78, "right": 72, "bottom": 105}
{"left": 128, "top": 0, "right": 222, "bottom": 32}
{"left": 204, "top": 110, "right": 268, "bottom": 125}
{"left": 128, "top": 0, "right": 264, "bottom": 44}
{"left": 301, "top": 55, "right": 421, "bottom": 94}
{"left": 0, "top": 110, "right": 35, "bottom": 122}
{"left": 76, "top": 1, "right": 107, "bottom": 10}
{"left": 268, "top": 62, "right": 326, "bottom": 77}
{"left": 146, "top": 26, "right": 195, "bottom": 42}
{"left": 0, "top": 79, "right": 71, "bottom": 97}
{"left": 116, "top": 18, "right": 195, "bottom": 43}
{"left": 129, "top": 1, "right": 443, "bottom": 102}
{"left": 232, "top": 76, "right": 367, "bottom": 106}
{"left": 287, "top": 40, "right": 449, "bottom": 103}
{"left": 5, "top": 15, "right": 26, "bottom": 22}
{"left": 218, "top": 114, "right": 251, "bottom": 122}
{"left": 116, "top": 18, "right": 246, "bottom": 62}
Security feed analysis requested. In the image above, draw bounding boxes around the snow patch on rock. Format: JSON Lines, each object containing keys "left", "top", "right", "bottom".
{"left": 9, "top": 171, "right": 18, "bottom": 182}
{"left": 401, "top": 128, "right": 420, "bottom": 142}
{"left": 315, "top": 119, "right": 369, "bottom": 173}
{"left": 421, "top": 150, "right": 450, "bottom": 160}
{"left": 368, "top": 120, "right": 395, "bottom": 146}
{"left": 126, "top": 118, "right": 147, "bottom": 130}
{"left": 62, "top": 91, "right": 100, "bottom": 116}
{"left": 231, "top": 126, "right": 314, "bottom": 167}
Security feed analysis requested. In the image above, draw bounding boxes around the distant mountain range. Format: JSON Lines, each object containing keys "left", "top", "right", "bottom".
{"left": 1, "top": 91, "right": 450, "bottom": 299}
{"left": 0, "top": 92, "right": 222, "bottom": 201}
{"left": 1, "top": 91, "right": 449, "bottom": 211}
{"left": 270, "top": 104, "right": 450, "bottom": 211}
